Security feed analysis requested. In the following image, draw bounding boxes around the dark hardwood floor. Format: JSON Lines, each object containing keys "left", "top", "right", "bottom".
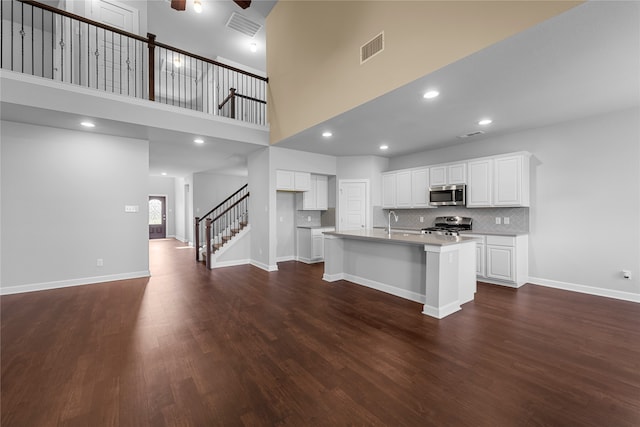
{"left": 2, "top": 238, "right": 639, "bottom": 426}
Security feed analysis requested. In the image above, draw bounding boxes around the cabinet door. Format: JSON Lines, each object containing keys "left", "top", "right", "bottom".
{"left": 411, "top": 168, "right": 430, "bottom": 208}
{"left": 312, "top": 235, "right": 323, "bottom": 259}
{"left": 494, "top": 156, "right": 522, "bottom": 206}
{"left": 382, "top": 173, "right": 397, "bottom": 208}
{"left": 302, "top": 175, "right": 317, "bottom": 210}
{"left": 467, "top": 160, "right": 492, "bottom": 207}
{"left": 395, "top": 170, "right": 412, "bottom": 208}
{"left": 294, "top": 172, "right": 311, "bottom": 191}
{"left": 276, "top": 170, "right": 294, "bottom": 191}
{"left": 486, "top": 245, "right": 515, "bottom": 282}
{"left": 448, "top": 163, "right": 467, "bottom": 184}
{"left": 476, "top": 244, "right": 486, "bottom": 277}
{"left": 315, "top": 175, "right": 328, "bottom": 210}
{"left": 429, "top": 166, "right": 447, "bottom": 187}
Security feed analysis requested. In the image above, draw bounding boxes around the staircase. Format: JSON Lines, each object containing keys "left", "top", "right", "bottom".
{"left": 195, "top": 185, "right": 249, "bottom": 269}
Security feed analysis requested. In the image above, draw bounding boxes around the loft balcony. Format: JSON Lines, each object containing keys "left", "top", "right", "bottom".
{"left": 0, "top": 0, "right": 268, "bottom": 128}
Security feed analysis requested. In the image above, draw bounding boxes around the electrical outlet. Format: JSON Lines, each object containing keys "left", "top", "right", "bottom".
{"left": 622, "top": 270, "right": 632, "bottom": 279}
{"left": 420, "top": 216, "right": 424, "bottom": 223}
{"left": 307, "top": 216, "right": 311, "bottom": 222}
{"left": 504, "top": 217, "right": 510, "bottom": 225}
{"left": 97, "top": 258, "right": 103, "bottom": 267}
{"left": 495, "top": 217, "right": 501, "bottom": 225}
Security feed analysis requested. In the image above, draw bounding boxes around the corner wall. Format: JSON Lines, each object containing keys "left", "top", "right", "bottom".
{"left": 0, "top": 121, "right": 150, "bottom": 293}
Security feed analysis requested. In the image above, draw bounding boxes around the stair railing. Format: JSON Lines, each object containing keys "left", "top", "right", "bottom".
{"left": 195, "top": 184, "right": 249, "bottom": 267}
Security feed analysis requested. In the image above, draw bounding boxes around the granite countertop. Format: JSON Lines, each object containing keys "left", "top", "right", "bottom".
{"left": 325, "top": 228, "right": 476, "bottom": 247}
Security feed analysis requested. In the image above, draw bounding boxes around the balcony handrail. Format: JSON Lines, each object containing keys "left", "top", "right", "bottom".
{"left": 211, "top": 193, "right": 250, "bottom": 223}
{"left": 15, "top": 0, "right": 268, "bottom": 84}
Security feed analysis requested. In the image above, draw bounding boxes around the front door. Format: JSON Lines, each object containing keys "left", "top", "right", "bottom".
{"left": 339, "top": 180, "right": 368, "bottom": 231}
{"left": 149, "top": 196, "right": 166, "bottom": 239}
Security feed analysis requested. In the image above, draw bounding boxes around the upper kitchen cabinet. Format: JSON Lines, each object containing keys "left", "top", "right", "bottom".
{"left": 429, "top": 163, "right": 467, "bottom": 186}
{"left": 382, "top": 167, "right": 433, "bottom": 209}
{"left": 467, "top": 152, "right": 531, "bottom": 207}
{"left": 301, "top": 175, "right": 329, "bottom": 210}
{"left": 494, "top": 154, "right": 530, "bottom": 206}
{"left": 276, "top": 170, "right": 311, "bottom": 191}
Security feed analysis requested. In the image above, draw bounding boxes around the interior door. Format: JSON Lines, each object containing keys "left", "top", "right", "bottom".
{"left": 88, "top": 0, "right": 140, "bottom": 94}
{"left": 339, "top": 180, "right": 368, "bottom": 231}
{"left": 149, "top": 196, "right": 166, "bottom": 239}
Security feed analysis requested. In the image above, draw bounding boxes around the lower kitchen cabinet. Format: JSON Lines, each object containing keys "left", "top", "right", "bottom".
{"left": 297, "top": 227, "right": 335, "bottom": 263}
{"left": 467, "top": 233, "right": 528, "bottom": 287}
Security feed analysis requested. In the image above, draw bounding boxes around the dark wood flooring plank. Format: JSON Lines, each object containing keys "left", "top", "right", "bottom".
{"left": 2, "top": 239, "right": 640, "bottom": 426}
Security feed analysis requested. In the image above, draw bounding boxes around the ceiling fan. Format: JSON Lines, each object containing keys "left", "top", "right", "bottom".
{"left": 171, "top": 0, "right": 251, "bottom": 11}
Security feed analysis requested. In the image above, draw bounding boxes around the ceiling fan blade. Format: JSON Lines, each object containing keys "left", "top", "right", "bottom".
{"left": 171, "top": 0, "right": 186, "bottom": 11}
{"left": 233, "top": 0, "right": 251, "bottom": 9}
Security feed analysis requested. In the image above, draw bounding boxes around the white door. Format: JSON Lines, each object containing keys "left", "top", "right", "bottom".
{"left": 88, "top": 0, "right": 139, "bottom": 94}
{"left": 339, "top": 180, "right": 368, "bottom": 231}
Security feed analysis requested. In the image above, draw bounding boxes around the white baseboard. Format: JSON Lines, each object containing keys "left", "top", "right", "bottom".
{"left": 528, "top": 276, "right": 640, "bottom": 303}
{"left": 212, "top": 259, "right": 251, "bottom": 269}
{"left": 250, "top": 260, "right": 279, "bottom": 272}
{"left": 422, "top": 301, "right": 461, "bottom": 319}
{"left": 337, "top": 273, "right": 425, "bottom": 304}
{"left": 478, "top": 277, "right": 520, "bottom": 288}
{"left": 276, "top": 256, "right": 296, "bottom": 262}
{"left": 297, "top": 256, "right": 322, "bottom": 264}
{"left": 323, "top": 273, "right": 344, "bottom": 282}
{"left": 0, "top": 270, "right": 151, "bottom": 295}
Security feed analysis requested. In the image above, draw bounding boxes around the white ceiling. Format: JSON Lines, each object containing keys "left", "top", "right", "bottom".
{"left": 274, "top": 1, "right": 640, "bottom": 157}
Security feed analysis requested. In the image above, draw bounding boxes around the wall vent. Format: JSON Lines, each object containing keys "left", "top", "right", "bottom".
{"left": 458, "top": 131, "right": 485, "bottom": 139}
{"left": 226, "top": 12, "right": 262, "bottom": 38}
{"left": 360, "top": 32, "right": 384, "bottom": 64}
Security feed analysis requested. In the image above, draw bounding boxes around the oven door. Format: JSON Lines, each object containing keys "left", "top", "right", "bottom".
{"left": 429, "top": 185, "right": 466, "bottom": 206}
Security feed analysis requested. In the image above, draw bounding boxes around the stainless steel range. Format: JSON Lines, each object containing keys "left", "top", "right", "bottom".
{"left": 421, "top": 216, "right": 472, "bottom": 236}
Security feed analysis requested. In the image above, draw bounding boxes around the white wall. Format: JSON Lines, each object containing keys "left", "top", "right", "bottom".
{"left": 0, "top": 121, "right": 150, "bottom": 293}
{"left": 390, "top": 108, "right": 640, "bottom": 299}
{"left": 193, "top": 172, "right": 247, "bottom": 219}
{"left": 174, "top": 176, "right": 186, "bottom": 242}
{"left": 248, "top": 147, "right": 272, "bottom": 270}
{"left": 276, "top": 191, "right": 296, "bottom": 260}
{"left": 149, "top": 175, "right": 176, "bottom": 238}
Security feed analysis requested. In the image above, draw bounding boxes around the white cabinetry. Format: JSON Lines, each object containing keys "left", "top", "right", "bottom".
{"left": 494, "top": 154, "right": 530, "bottom": 206}
{"left": 466, "top": 153, "right": 530, "bottom": 207}
{"left": 297, "top": 227, "right": 334, "bottom": 263}
{"left": 302, "top": 175, "right": 328, "bottom": 210}
{"left": 465, "top": 234, "right": 486, "bottom": 277}
{"left": 276, "top": 170, "right": 311, "bottom": 191}
{"left": 410, "top": 168, "right": 430, "bottom": 208}
{"left": 467, "top": 159, "right": 493, "bottom": 207}
{"left": 430, "top": 163, "right": 467, "bottom": 186}
{"left": 484, "top": 234, "right": 528, "bottom": 287}
{"left": 382, "top": 167, "right": 433, "bottom": 209}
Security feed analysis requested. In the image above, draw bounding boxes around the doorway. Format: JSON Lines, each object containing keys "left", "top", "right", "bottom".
{"left": 149, "top": 196, "right": 166, "bottom": 239}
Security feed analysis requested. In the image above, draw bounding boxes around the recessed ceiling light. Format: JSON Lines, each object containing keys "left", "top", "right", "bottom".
{"left": 193, "top": 0, "right": 202, "bottom": 13}
{"left": 249, "top": 42, "right": 257, "bottom": 53}
{"left": 194, "top": 138, "right": 204, "bottom": 144}
{"left": 478, "top": 118, "right": 493, "bottom": 126}
{"left": 161, "top": 172, "right": 167, "bottom": 176}
{"left": 322, "top": 131, "right": 332, "bottom": 138}
{"left": 379, "top": 144, "right": 389, "bottom": 150}
{"left": 80, "top": 121, "right": 95, "bottom": 128}
{"left": 423, "top": 90, "right": 440, "bottom": 99}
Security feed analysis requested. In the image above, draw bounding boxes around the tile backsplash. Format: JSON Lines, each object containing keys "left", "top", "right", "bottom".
{"left": 295, "top": 210, "right": 322, "bottom": 227}
{"left": 374, "top": 206, "right": 529, "bottom": 234}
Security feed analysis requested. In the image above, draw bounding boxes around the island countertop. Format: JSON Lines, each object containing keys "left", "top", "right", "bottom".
{"left": 324, "top": 228, "right": 476, "bottom": 247}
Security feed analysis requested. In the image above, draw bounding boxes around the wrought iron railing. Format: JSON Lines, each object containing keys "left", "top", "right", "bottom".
{"left": 1, "top": 0, "right": 268, "bottom": 126}
{"left": 195, "top": 184, "right": 249, "bottom": 268}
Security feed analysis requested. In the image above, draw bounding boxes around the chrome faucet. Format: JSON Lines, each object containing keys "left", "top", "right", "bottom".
{"left": 388, "top": 210, "right": 398, "bottom": 236}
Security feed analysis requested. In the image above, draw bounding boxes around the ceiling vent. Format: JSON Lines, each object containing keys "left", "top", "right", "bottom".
{"left": 458, "top": 131, "right": 485, "bottom": 139}
{"left": 226, "top": 12, "right": 262, "bottom": 38}
{"left": 360, "top": 32, "right": 384, "bottom": 64}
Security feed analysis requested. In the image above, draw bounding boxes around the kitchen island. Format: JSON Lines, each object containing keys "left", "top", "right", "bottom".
{"left": 323, "top": 229, "right": 477, "bottom": 319}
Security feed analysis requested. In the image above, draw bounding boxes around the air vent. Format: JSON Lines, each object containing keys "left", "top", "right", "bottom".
{"left": 458, "top": 131, "right": 485, "bottom": 139}
{"left": 226, "top": 12, "right": 262, "bottom": 38}
{"left": 360, "top": 32, "right": 384, "bottom": 64}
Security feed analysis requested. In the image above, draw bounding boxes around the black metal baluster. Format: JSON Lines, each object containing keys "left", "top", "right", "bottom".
{"left": 30, "top": 4, "right": 34, "bottom": 75}
{"left": 110, "top": 31, "right": 114, "bottom": 92}
{"left": 126, "top": 36, "right": 130, "bottom": 96}
{"left": 119, "top": 34, "right": 122, "bottom": 94}
{"left": 20, "top": 1, "right": 24, "bottom": 73}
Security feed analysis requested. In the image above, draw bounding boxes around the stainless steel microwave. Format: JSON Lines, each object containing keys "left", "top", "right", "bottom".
{"left": 429, "top": 184, "right": 466, "bottom": 206}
